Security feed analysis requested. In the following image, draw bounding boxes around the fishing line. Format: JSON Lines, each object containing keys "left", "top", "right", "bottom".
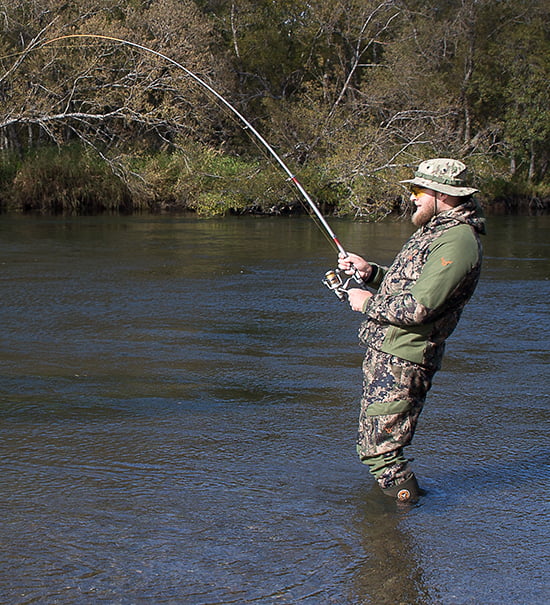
{"left": 10, "top": 33, "right": 362, "bottom": 298}
{"left": 34, "top": 33, "right": 348, "bottom": 257}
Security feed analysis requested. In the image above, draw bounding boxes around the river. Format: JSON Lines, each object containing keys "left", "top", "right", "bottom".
{"left": 1, "top": 213, "right": 548, "bottom": 604}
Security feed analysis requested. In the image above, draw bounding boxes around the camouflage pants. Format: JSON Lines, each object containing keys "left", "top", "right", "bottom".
{"left": 357, "top": 347, "right": 434, "bottom": 483}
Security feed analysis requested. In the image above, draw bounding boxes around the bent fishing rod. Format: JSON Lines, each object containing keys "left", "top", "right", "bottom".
{"left": 38, "top": 33, "right": 361, "bottom": 299}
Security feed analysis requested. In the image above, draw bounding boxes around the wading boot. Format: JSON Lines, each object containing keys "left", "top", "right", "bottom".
{"left": 381, "top": 473, "right": 423, "bottom": 504}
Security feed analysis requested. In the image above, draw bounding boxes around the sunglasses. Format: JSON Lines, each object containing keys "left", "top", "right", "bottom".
{"left": 409, "top": 185, "right": 431, "bottom": 197}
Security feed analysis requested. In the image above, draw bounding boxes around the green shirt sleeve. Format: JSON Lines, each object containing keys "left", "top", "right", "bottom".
{"left": 411, "top": 224, "right": 480, "bottom": 310}
{"left": 363, "top": 224, "right": 480, "bottom": 326}
{"left": 365, "top": 263, "right": 388, "bottom": 289}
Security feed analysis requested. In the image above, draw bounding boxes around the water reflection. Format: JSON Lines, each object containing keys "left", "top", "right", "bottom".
{"left": 349, "top": 486, "right": 433, "bottom": 605}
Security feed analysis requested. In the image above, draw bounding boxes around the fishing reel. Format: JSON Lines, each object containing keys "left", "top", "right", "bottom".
{"left": 323, "top": 268, "right": 362, "bottom": 301}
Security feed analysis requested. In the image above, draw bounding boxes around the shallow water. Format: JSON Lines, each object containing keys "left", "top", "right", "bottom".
{"left": 1, "top": 213, "right": 548, "bottom": 604}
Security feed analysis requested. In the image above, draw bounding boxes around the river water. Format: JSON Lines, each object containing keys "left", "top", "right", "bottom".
{"left": 1, "top": 213, "right": 548, "bottom": 604}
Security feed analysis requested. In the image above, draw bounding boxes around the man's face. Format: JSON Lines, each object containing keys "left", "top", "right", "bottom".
{"left": 410, "top": 186, "right": 437, "bottom": 226}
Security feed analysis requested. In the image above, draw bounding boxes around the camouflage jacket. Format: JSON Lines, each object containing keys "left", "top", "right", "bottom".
{"left": 359, "top": 199, "right": 485, "bottom": 369}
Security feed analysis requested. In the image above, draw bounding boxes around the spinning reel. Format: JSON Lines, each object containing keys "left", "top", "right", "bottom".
{"left": 323, "top": 268, "right": 363, "bottom": 301}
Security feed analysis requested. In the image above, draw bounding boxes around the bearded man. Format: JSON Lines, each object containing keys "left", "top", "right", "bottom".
{"left": 338, "top": 158, "right": 486, "bottom": 503}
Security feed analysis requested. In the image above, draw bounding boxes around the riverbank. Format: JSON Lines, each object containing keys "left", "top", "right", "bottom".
{"left": 1, "top": 145, "right": 548, "bottom": 217}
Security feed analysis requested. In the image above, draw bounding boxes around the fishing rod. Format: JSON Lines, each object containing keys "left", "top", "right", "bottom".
{"left": 38, "top": 34, "right": 361, "bottom": 299}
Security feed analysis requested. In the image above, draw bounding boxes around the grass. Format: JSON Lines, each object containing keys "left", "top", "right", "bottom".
{"left": 0, "top": 143, "right": 547, "bottom": 216}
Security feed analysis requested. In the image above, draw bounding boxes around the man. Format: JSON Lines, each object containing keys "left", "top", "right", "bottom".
{"left": 338, "top": 158, "right": 486, "bottom": 503}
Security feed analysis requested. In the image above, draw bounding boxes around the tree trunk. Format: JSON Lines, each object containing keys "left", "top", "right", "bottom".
{"left": 528, "top": 141, "right": 536, "bottom": 182}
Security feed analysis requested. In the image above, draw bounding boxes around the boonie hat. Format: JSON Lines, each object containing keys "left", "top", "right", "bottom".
{"left": 400, "top": 158, "right": 478, "bottom": 196}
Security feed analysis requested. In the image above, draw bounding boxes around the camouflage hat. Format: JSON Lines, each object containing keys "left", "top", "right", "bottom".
{"left": 400, "top": 158, "right": 478, "bottom": 196}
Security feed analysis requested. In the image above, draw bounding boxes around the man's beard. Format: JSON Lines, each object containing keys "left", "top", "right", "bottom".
{"left": 411, "top": 201, "right": 436, "bottom": 227}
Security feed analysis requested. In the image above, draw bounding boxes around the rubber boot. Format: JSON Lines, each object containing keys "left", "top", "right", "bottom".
{"left": 381, "top": 473, "right": 422, "bottom": 503}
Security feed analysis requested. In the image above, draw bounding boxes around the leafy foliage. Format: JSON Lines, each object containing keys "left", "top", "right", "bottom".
{"left": 0, "top": 0, "right": 548, "bottom": 215}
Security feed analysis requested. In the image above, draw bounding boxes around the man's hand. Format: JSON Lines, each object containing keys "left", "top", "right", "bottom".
{"left": 347, "top": 288, "right": 373, "bottom": 312}
{"left": 338, "top": 252, "right": 372, "bottom": 282}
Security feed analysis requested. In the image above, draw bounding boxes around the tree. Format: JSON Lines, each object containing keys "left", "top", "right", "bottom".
{"left": 0, "top": 0, "right": 234, "bottom": 148}
{"left": 0, "top": 0, "right": 548, "bottom": 213}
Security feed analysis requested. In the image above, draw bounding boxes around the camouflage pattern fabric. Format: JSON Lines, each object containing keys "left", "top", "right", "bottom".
{"left": 360, "top": 199, "right": 485, "bottom": 369}
{"left": 376, "top": 458, "right": 412, "bottom": 490}
{"left": 357, "top": 347, "right": 434, "bottom": 460}
{"left": 400, "top": 157, "right": 479, "bottom": 196}
{"left": 355, "top": 196, "right": 485, "bottom": 489}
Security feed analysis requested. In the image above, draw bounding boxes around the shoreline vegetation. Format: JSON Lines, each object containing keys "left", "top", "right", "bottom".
{"left": 1, "top": 1, "right": 548, "bottom": 218}
{"left": 0, "top": 144, "right": 547, "bottom": 217}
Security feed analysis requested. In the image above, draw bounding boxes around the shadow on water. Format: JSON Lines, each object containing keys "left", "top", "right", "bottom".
{"left": 346, "top": 485, "right": 436, "bottom": 605}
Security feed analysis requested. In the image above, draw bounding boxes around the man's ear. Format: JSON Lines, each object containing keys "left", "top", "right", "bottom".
{"left": 440, "top": 193, "right": 460, "bottom": 208}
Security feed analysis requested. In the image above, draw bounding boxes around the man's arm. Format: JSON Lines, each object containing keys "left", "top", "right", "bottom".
{"left": 363, "top": 225, "right": 480, "bottom": 325}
